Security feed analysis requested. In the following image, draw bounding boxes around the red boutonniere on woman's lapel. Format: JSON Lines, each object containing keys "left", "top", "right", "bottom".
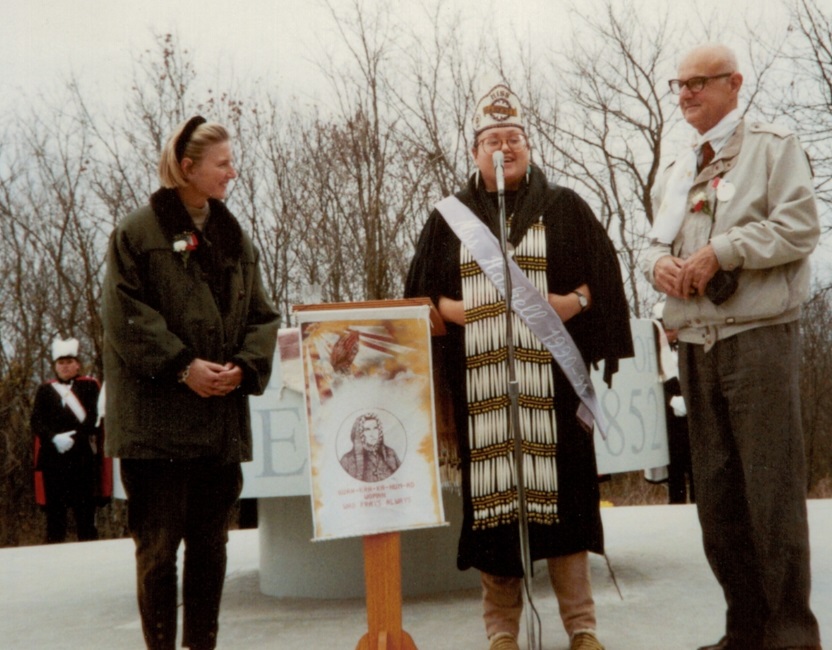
{"left": 173, "top": 232, "right": 198, "bottom": 267}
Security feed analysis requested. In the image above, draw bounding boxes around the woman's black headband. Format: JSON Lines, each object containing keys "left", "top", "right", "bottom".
{"left": 175, "top": 115, "right": 207, "bottom": 163}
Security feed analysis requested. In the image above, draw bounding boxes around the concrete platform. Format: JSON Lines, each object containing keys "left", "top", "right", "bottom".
{"left": 2, "top": 501, "right": 829, "bottom": 650}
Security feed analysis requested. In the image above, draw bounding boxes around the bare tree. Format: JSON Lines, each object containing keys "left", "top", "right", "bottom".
{"left": 521, "top": 1, "right": 678, "bottom": 316}
{"left": 297, "top": 0, "right": 427, "bottom": 301}
{"left": 780, "top": 0, "right": 832, "bottom": 226}
{"left": 388, "top": 4, "right": 485, "bottom": 197}
{"left": 799, "top": 288, "right": 832, "bottom": 490}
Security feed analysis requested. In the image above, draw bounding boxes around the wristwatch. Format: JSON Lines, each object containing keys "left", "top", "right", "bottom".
{"left": 573, "top": 290, "right": 589, "bottom": 313}
{"left": 177, "top": 364, "right": 191, "bottom": 384}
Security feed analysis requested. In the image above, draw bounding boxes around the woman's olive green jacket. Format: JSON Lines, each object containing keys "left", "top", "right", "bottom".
{"left": 102, "top": 188, "right": 279, "bottom": 463}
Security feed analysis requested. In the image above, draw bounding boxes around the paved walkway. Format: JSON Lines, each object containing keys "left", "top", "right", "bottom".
{"left": 2, "top": 501, "right": 829, "bottom": 649}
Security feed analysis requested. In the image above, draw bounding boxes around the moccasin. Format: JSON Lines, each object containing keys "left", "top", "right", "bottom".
{"left": 571, "top": 631, "right": 605, "bottom": 650}
{"left": 489, "top": 632, "right": 520, "bottom": 650}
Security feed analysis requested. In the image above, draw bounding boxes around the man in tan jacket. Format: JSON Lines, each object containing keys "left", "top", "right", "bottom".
{"left": 643, "top": 44, "right": 821, "bottom": 650}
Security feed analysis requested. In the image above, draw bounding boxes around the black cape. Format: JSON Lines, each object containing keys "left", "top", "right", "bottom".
{"left": 404, "top": 164, "right": 633, "bottom": 576}
{"left": 31, "top": 376, "right": 103, "bottom": 504}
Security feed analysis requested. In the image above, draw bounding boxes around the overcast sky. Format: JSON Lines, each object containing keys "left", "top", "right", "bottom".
{"left": 1, "top": 0, "right": 791, "bottom": 116}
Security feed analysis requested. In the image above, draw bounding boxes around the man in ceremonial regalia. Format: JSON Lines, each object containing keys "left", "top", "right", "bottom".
{"left": 405, "top": 81, "right": 633, "bottom": 650}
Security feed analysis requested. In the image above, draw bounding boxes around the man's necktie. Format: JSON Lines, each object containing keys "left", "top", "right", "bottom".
{"left": 698, "top": 141, "right": 714, "bottom": 173}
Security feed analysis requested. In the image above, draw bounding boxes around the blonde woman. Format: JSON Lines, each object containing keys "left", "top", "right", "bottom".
{"left": 102, "top": 116, "right": 279, "bottom": 650}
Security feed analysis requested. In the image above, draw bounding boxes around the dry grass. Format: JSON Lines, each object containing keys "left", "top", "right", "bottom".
{"left": 809, "top": 476, "right": 832, "bottom": 499}
{"left": 603, "top": 471, "right": 832, "bottom": 505}
{"left": 599, "top": 471, "right": 673, "bottom": 506}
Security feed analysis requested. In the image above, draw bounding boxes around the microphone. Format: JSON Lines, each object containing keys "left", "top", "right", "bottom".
{"left": 492, "top": 150, "right": 505, "bottom": 193}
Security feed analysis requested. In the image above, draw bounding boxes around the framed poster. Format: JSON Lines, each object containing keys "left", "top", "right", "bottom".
{"left": 295, "top": 301, "right": 446, "bottom": 540}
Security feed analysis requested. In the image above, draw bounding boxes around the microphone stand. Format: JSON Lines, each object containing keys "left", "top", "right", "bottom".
{"left": 492, "top": 150, "right": 541, "bottom": 650}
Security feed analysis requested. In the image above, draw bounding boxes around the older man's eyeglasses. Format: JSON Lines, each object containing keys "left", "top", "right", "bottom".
{"left": 668, "top": 73, "right": 733, "bottom": 95}
{"left": 476, "top": 134, "right": 528, "bottom": 154}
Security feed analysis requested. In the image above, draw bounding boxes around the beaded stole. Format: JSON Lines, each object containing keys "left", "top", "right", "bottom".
{"left": 462, "top": 217, "right": 558, "bottom": 530}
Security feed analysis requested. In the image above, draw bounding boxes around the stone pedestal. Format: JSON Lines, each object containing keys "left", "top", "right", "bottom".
{"left": 258, "top": 490, "right": 479, "bottom": 598}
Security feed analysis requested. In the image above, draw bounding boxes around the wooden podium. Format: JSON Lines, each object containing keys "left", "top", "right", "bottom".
{"left": 293, "top": 298, "right": 448, "bottom": 650}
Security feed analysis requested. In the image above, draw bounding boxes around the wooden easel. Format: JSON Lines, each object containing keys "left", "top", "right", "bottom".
{"left": 355, "top": 532, "right": 418, "bottom": 650}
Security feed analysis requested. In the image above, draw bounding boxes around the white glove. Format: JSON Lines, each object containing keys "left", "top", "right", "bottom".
{"left": 53, "top": 430, "right": 76, "bottom": 454}
{"left": 670, "top": 395, "right": 687, "bottom": 417}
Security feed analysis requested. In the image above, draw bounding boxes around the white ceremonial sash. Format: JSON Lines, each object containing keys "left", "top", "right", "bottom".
{"left": 436, "top": 195, "right": 605, "bottom": 436}
{"left": 51, "top": 381, "right": 88, "bottom": 424}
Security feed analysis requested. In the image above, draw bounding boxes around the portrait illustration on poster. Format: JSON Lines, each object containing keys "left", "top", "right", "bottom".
{"left": 338, "top": 411, "right": 404, "bottom": 483}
